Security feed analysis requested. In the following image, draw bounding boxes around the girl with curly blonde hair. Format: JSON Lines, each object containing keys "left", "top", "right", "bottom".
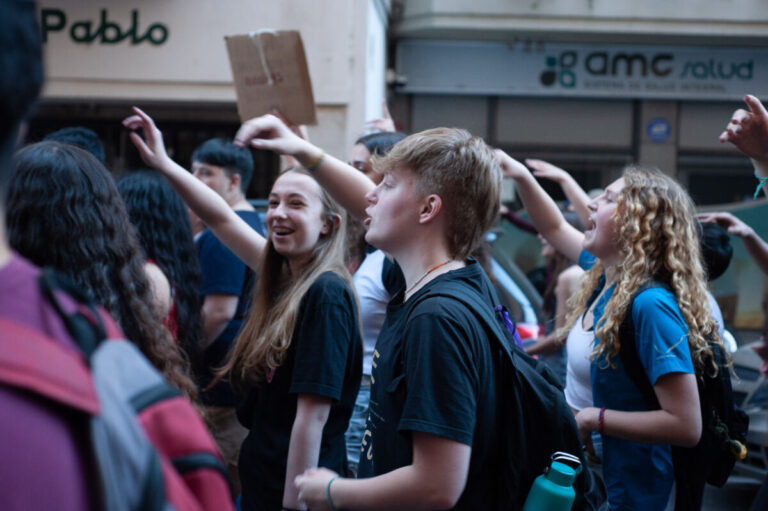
{"left": 498, "top": 153, "right": 719, "bottom": 511}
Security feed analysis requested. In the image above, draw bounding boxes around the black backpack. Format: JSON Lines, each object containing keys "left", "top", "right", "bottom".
{"left": 410, "top": 281, "right": 606, "bottom": 511}
{"left": 618, "top": 281, "right": 749, "bottom": 511}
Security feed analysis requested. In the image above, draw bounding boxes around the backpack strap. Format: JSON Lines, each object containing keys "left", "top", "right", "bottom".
{"left": 38, "top": 268, "right": 107, "bottom": 359}
{"left": 407, "top": 280, "right": 519, "bottom": 358}
{"left": 0, "top": 317, "right": 100, "bottom": 414}
{"left": 618, "top": 280, "right": 671, "bottom": 411}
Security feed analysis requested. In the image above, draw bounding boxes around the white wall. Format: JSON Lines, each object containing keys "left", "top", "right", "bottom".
{"left": 38, "top": 0, "right": 387, "bottom": 159}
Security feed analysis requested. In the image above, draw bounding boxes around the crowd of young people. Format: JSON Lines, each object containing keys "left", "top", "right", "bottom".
{"left": 4, "top": 3, "right": 768, "bottom": 510}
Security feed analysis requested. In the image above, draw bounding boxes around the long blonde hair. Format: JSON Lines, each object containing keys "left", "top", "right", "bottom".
{"left": 563, "top": 166, "right": 720, "bottom": 374}
{"left": 218, "top": 169, "right": 353, "bottom": 388}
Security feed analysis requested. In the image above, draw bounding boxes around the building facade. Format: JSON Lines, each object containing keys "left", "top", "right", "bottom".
{"left": 33, "top": 0, "right": 390, "bottom": 196}
{"left": 389, "top": 0, "right": 768, "bottom": 205}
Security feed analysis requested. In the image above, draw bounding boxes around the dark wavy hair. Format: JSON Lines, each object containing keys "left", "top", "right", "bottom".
{"left": 118, "top": 169, "right": 202, "bottom": 363}
{"left": 355, "top": 131, "right": 406, "bottom": 157}
{"left": 7, "top": 141, "right": 197, "bottom": 399}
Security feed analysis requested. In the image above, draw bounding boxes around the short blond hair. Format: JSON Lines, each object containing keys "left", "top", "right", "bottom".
{"left": 372, "top": 128, "right": 501, "bottom": 259}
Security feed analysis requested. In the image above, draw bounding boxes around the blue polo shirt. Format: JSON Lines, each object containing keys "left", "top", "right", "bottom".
{"left": 580, "top": 251, "right": 694, "bottom": 511}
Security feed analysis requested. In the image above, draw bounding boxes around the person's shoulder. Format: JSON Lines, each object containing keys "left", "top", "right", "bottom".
{"left": 304, "top": 271, "right": 354, "bottom": 304}
{"left": 560, "top": 264, "right": 584, "bottom": 281}
{"left": 410, "top": 273, "right": 488, "bottom": 327}
{"left": 631, "top": 284, "right": 682, "bottom": 321}
{"left": 354, "top": 250, "right": 386, "bottom": 283}
{"left": 143, "top": 261, "right": 172, "bottom": 318}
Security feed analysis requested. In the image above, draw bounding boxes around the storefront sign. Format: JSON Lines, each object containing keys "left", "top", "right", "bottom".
{"left": 396, "top": 40, "right": 768, "bottom": 101}
{"left": 40, "top": 8, "right": 168, "bottom": 45}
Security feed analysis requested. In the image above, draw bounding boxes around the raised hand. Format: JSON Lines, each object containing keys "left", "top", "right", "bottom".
{"left": 364, "top": 99, "right": 396, "bottom": 133}
{"left": 122, "top": 107, "right": 172, "bottom": 170}
{"left": 234, "top": 114, "right": 311, "bottom": 157}
{"left": 697, "top": 212, "right": 754, "bottom": 238}
{"left": 494, "top": 149, "right": 530, "bottom": 180}
{"left": 526, "top": 158, "right": 571, "bottom": 184}
{"left": 719, "top": 94, "right": 768, "bottom": 161}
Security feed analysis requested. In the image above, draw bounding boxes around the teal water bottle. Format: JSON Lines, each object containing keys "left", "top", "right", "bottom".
{"left": 522, "top": 452, "right": 581, "bottom": 511}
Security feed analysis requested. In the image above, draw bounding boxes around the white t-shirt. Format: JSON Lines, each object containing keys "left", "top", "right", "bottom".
{"left": 564, "top": 313, "right": 595, "bottom": 412}
{"left": 352, "top": 250, "right": 390, "bottom": 375}
{"left": 707, "top": 290, "right": 725, "bottom": 340}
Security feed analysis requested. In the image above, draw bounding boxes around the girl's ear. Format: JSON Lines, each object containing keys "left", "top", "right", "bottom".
{"left": 321, "top": 213, "right": 342, "bottom": 235}
{"left": 418, "top": 194, "right": 442, "bottom": 224}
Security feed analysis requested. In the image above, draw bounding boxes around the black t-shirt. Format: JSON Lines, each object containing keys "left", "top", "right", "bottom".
{"left": 237, "top": 271, "right": 362, "bottom": 511}
{"left": 197, "top": 209, "right": 264, "bottom": 406}
{"left": 381, "top": 254, "right": 405, "bottom": 297}
{"left": 358, "top": 260, "right": 504, "bottom": 510}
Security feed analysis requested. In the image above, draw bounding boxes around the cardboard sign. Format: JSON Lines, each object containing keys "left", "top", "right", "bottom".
{"left": 225, "top": 30, "right": 317, "bottom": 125}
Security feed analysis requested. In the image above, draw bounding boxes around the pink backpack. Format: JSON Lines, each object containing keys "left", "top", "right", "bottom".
{"left": 0, "top": 269, "right": 234, "bottom": 511}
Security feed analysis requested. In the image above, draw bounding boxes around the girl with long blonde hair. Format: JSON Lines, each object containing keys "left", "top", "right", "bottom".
{"left": 498, "top": 154, "right": 719, "bottom": 511}
{"left": 123, "top": 108, "right": 362, "bottom": 511}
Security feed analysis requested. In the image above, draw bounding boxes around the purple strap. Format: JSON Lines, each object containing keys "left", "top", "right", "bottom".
{"left": 495, "top": 305, "right": 524, "bottom": 349}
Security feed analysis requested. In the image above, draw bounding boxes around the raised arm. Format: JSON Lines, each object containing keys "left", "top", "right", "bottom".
{"left": 365, "top": 100, "right": 396, "bottom": 133}
{"left": 720, "top": 94, "right": 768, "bottom": 198}
{"left": 234, "top": 115, "right": 374, "bottom": 220}
{"left": 525, "top": 159, "right": 591, "bottom": 228}
{"left": 495, "top": 150, "right": 584, "bottom": 263}
{"left": 123, "top": 107, "right": 266, "bottom": 270}
{"left": 698, "top": 212, "right": 768, "bottom": 275}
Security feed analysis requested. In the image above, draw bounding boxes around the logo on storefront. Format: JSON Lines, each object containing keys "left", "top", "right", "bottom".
{"left": 41, "top": 8, "right": 169, "bottom": 46}
{"left": 539, "top": 52, "right": 577, "bottom": 88}
{"left": 646, "top": 118, "right": 672, "bottom": 143}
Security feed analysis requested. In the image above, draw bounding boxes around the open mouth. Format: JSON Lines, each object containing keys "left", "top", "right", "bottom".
{"left": 272, "top": 226, "right": 294, "bottom": 236}
{"left": 363, "top": 217, "right": 371, "bottom": 228}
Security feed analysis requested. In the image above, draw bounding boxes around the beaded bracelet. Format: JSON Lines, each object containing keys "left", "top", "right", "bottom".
{"left": 305, "top": 150, "right": 326, "bottom": 172}
{"left": 326, "top": 475, "right": 340, "bottom": 511}
{"left": 753, "top": 169, "right": 768, "bottom": 199}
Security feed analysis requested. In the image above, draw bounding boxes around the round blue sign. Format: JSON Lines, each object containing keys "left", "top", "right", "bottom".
{"left": 646, "top": 117, "right": 672, "bottom": 143}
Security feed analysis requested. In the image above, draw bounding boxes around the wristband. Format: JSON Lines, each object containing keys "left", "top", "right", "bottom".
{"left": 305, "top": 150, "right": 325, "bottom": 172}
{"left": 326, "top": 475, "right": 340, "bottom": 511}
{"left": 598, "top": 407, "right": 606, "bottom": 435}
{"left": 753, "top": 169, "right": 768, "bottom": 199}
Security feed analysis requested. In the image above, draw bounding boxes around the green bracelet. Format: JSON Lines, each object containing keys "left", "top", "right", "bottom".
{"left": 326, "top": 475, "right": 340, "bottom": 511}
{"left": 753, "top": 169, "right": 768, "bottom": 199}
{"left": 305, "top": 150, "right": 326, "bottom": 172}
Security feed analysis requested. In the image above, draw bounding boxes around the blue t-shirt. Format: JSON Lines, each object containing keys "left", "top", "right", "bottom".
{"left": 580, "top": 251, "right": 694, "bottom": 511}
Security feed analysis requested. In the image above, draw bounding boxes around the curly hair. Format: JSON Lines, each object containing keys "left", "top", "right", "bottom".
{"left": 118, "top": 169, "right": 202, "bottom": 365}
{"left": 8, "top": 142, "right": 198, "bottom": 399}
{"left": 563, "top": 166, "right": 720, "bottom": 375}
{"left": 218, "top": 169, "right": 354, "bottom": 388}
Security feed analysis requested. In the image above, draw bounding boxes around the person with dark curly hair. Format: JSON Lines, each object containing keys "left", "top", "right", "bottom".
{"left": 118, "top": 169, "right": 202, "bottom": 358}
{"left": 6, "top": 141, "right": 198, "bottom": 401}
